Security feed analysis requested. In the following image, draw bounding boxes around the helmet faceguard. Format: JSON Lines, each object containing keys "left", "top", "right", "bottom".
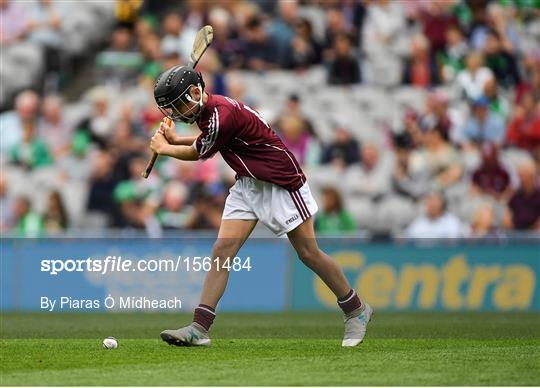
{"left": 154, "top": 66, "right": 206, "bottom": 124}
{"left": 157, "top": 83, "right": 204, "bottom": 124}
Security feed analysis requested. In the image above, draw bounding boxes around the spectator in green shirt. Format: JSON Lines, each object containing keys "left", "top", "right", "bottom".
{"left": 10, "top": 119, "right": 52, "bottom": 169}
{"left": 484, "top": 77, "right": 511, "bottom": 122}
{"left": 437, "top": 24, "right": 468, "bottom": 83}
{"left": 315, "top": 187, "right": 357, "bottom": 234}
{"left": 13, "top": 196, "right": 44, "bottom": 237}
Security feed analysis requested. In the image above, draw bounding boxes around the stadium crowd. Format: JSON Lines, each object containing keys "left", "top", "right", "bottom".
{"left": 1, "top": 0, "right": 539, "bottom": 238}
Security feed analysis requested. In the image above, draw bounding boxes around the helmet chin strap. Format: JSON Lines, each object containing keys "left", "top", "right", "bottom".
{"left": 182, "top": 84, "right": 204, "bottom": 123}
{"left": 185, "top": 84, "right": 204, "bottom": 108}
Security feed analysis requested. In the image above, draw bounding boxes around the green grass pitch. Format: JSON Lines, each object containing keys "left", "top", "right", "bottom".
{"left": 1, "top": 311, "right": 539, "bottom": 386}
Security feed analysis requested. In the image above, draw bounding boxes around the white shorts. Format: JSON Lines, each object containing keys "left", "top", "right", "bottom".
{"left": 222, "top": 177, "right": 318, "bottom": 236}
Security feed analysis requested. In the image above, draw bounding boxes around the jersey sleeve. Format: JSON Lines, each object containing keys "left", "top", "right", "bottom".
{"left": 194, "top": 105, "right": 236, "bottom": 160}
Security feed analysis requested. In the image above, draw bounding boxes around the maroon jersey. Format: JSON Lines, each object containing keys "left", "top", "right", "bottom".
{"left": 194, "top": 94, "right": 306, "bottom": 191}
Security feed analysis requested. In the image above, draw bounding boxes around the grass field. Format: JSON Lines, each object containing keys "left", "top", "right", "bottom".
{"left": 1, "top": 311, "right": 539, "bottom": 386}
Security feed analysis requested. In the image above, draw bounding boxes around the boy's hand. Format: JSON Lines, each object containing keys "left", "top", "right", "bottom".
{"left": 160, "top": 120, "right": 181, "bottom": 145}
{"left": 150, "top": 128, "right": 169, "bottom": 155}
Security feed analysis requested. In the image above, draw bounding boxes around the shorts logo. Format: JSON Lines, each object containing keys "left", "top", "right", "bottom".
{"left": 285, "top": 214, "right": 299, "bottom": 225}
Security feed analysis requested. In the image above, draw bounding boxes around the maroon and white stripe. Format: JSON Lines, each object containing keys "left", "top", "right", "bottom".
{"left": 289, "top": 190, "right": 310, "bottom": 221}
{"left": 200, "top": 108, "right": 219, "bottom": 157}
{"left": 193, "top": 304, "right": 216, "bottom": 331}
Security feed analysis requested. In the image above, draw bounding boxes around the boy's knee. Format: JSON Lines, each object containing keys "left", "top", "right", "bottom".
{"left": 296, "top": 245, "right": 322, "bottom": 265}
{"left": 212, "top": 238, "right": 242, "bottom": 258}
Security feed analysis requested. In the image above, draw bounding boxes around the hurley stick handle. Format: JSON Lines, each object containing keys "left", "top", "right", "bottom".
{"left": 141, "top": 117, "right": 172, "bottom": 179}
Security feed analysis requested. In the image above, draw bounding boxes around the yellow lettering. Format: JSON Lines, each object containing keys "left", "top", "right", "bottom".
{"left": 396, "top": 265, "right": 439, "bottom": 309}
{"left": 467, "top": 266, "right": 502, "bottom": 308}
{"left": 493, "top": 265, "right": 536, "bottom": 310}
{"left": 441, "top": 256, "right": 469, "bottom": 309}
{"left": 357, "top": 264, "right": 396, "bottom": 308}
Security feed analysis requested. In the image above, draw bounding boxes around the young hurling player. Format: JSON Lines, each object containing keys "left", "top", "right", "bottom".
{"left": 150, "top": 66, "right": 372, "bottom": 347}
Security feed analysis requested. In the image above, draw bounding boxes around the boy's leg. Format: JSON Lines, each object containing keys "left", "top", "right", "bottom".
{"left": 199, "top": 219, "right": 258, "bottom": 308}
{"left": 287, "top": 217, "right": 351, "bottom": 297}
{"left": 161, "top": 219, "right": 257, "bottom": 346}
{"left": 287, "top": 217, "right": 373, "bottom": 347}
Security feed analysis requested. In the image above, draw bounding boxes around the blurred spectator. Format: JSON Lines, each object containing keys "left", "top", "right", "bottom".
{"left": 43, "top": 190, "right": 68, "bottom": 233}
{"left": 13, "top": 196, "right": 44, "bottom": 237}
{"left": 284, "top": 17, "right": 322, "bottom": 70}
{"left": 402, "top": 33, "right": 439, "bottom": 88}
{"left": 38, "top": 95, "right": 72, "bottom": 159}
{"left": 223, "top": 0, "right": 259, "bottom": 36}
{"left": 461, "top": 96, "right": 506, "bottom": 146}
{"left": 324, "top": 6, "right": 348, "bottom": 56}
{"left": 9, "top": 119, "right": 52, "bottom": 169}
{"left": 345, "top": 143, "right": 392, "bottom": 200}
{"left": 240, "top": 16, "right": 279, "bottom": 71}
{"left": 392, "top": 138, "right": 430, "bottom": 200}
{"left": 418, "top": 0, "right": 459, "bottom": 55}
{"left": 134, "top": 15, "right": 157, "bottom": 41}
{"left": 506, "top": 91, "right": 540, "bottom": 152}
{"left": 225, "top": 71, "right": 253, "bottom": 105}
{"left": 504, "top": 160, "right": 540, "bottom": 230}
{"left": 401, "top": 110, "right": 423, "bottom": 148}
{"left": 483, "top": 77, "right": 510, "bottom": 122}
{"left": 113, "top": 155, "right": 160, "bottom": 232}
{"left": 141, "top": 100, "right": 164, "bottom": 133}
{"left": 471, "top": 142, "right": 511, "bottom": 201}
{"left": 418, "top": 90, "right": 452, "bottom": 139}
{"left": 405, "top": 191, "right": 464, "bottom": 238}
{"left": 110, "top": 120, "right": 146, "bottom": 156}
{"left": 209, "top": 7, "right": 243, "bottom": 69}
{"left": 456, "top": 51, "right": 494, "bottom": 100}
{"left": 327, "top": 32, "right": 360, "bottom": 85}
{"left": 486, "top": 3, "right": 520, "bottom": 53}
{"left": 470, "top": 203, "right": 498, "bottom": 238}
{"left": 183, "top": 0, "right": 207, "bottom": 31}
{"left": 185, "top": 186, "right": 222, "bottom": 230}
{"left": 157, "top": 182, "right": 190, "bottom": 229}
{"left": 138, "top": 32, "right": 162, "bottom": 86}
{"left": 321, "top": 125, "right": 360, "bottom": 168}
{"left": 80, "top": 89, "right": 115, "bottom": 147}
{"left": 27, "top": 0, "right": 66, "bottom": 86}
{"left": 437, "top": 24, "right": 468, "bottom": 83}
{"left": 337, "top": 0, "right": 366, "bottom": 44}
{"left": 362, "top": 0, "right": 405, "bottom": 86}
{"left": 119, "top": 101, "right": 145, "bottom": 137}
{"left": 277, "top": 115, "right": 320, "bottom": 167}
{"left": 516, "top": 54, "right": 540, "bottom": 103}
{"left": 506, "top": 0, "right": 540, "bottom": 18}
{"left": 0, "top": 176, "right": 15, "bottom": 232}
{"left": 279, "top": 94, "right": 315, "bottom": 135}
{"left": 86, "top": 149, "right": 120, "bottom": 224}
{"left": 362, "top": 0, "right": 405, "bottom": 49}
{"left": 95, "top": 26, "right": 143, "bottom": 86}
{"left": 315, "top": 187, "right": 357, "bottom": 234}
{"left": 0, "top": 0, "right": 29, "bottom": 45}
{"left": 160, "top": 13, "right": 197, "bottom": 63}
{"left": 409, "top": 127, "right": 463, "bottom": 189}
{"left": 483, "top": 29, "right": 520, "bottom": 88}
{"left": 468, "top": 1, "right": 490, "bottom": 51}
{"left": 267, "top": 0, "right": 298, "bottom": 66}
{"left": 0, "top": 90, "right": 40, "bottom": 153}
